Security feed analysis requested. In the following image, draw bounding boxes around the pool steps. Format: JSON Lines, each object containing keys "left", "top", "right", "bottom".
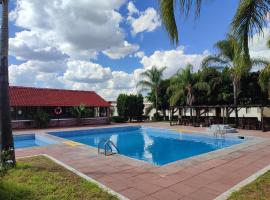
{"left": 98, "top": 139, "right": 119, "bottom": 156}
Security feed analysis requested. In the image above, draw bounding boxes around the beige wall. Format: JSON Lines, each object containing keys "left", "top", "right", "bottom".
{"left": 178, "top": 107, "right": 270, "bottom": 121}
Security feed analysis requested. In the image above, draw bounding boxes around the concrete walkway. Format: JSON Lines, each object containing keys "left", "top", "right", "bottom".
{"left": 15, "top": 123, "right": 270, "bottom": 200}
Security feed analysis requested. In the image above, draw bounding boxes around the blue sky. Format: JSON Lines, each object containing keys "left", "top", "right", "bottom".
{"left": 98, "top": 0, "right": 239, "bottom": 73}
{"left": 7, "top": 0, "right": 270, "bottom": 100}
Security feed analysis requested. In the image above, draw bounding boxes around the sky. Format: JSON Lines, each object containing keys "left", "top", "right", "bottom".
{"left": 7, "top": 0, "right": 270, "bottom": 100}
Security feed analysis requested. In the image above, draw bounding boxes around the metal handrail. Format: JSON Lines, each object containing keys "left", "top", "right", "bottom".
{"left": 97, "top": 139, "right": 108, "bottom": 154}
{"left": 98, "top": 139, "right": 119, "bottom": 156}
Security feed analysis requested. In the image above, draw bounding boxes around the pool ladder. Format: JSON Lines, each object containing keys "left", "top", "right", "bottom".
{"left": 98, "top": 139, "right": 119, "bottom": 156}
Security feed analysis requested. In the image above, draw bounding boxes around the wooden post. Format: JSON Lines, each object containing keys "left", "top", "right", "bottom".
{"left": 222, "top": 107, "right": 225, "bottom": 124}
{"left": 261, "top": 106, "right": 265, "bottom": 132}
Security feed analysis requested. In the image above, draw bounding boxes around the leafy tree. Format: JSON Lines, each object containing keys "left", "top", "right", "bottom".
{"left": 158, "top": 0, "right": 270, "bottom": 54}
{"left": 240, "top": 72, "right": 268, "bottom": 104}
{"left": 0, "top": 0, "right": 15, "bottom": 166}
{"left": 167, "top": 64, "right": 210, "bottom": 118}
{"left": 34, "top": 109, "right": 51, "bottom": 129}
{"left": 232, "top": 0, "right": 270, "bottom": 55}
{"left": 197, "top": 67, "right": 226, "bottom": 105}
{"left": 146, "top": 79, "right": 170, "bottom": 119}
{"left": 129, "top": 94, "right": 144, "bottom": 120}
{"left": 116, "top": 94, "right": 144, "bottom": 121}
{"left": 72, "top": 104, "right": 89, "bottom": 119}
{"left": 116, "top": 94, "right": 128, "bottom": 118}
{"left": 259, "top": 65, "right": 270, "bottom": 98}
{"left": 137, "top": 66, "right": 166, "bottom": 117}
{"left": 202, "top": 35, "right": 268, "bottom": 124}
{"left": 158, "top": 0, "right": 203, "bottom": 44}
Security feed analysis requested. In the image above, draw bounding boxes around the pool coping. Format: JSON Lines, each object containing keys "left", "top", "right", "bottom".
{"left": 14, "top": 123, "right": 270, "bottom": 200}
{"left": 39, "top": 125, "right": 266, "bottom": 169}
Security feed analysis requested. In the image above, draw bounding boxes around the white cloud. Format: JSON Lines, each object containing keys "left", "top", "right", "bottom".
{"left": 8, "top": 0, "right": 211, "bottom": 101}
{"left": 127, "top": 2, "right": 139, "bottom": 16}
{"left": 134, "top": 51, "right": 145, "bottom": 58}
{"left": 10, "top": 0, "right": 128, "bottom": 60}
{"left": 128, "top": 7, "right": 161, "bottom": 35}
{"left": 108, "top": 71, "right": 135, "bottom": 89}
{"left": 102, "top": 41, "right": 139, "bottom": 59}
{"left": 140, "top": 47, "right": 209, "bottom": 77}
{"left": 10, "top": 31, "right": 68, "bottom": 61}
{"left": 63, "top": 60, "right": 112, "bottom": 84}
{"left": 9, "top": 59, "right": 139, "bottom": 101}
{"left": 249, "top": 26, "right": 270, "bottom": 62}
{"left": 9, "top": 61, "right": 66, "bottom": 88}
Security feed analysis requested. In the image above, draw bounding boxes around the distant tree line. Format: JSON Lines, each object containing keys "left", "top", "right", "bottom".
{"left": 114, "top": 94, "right": 144, "bottom": 122}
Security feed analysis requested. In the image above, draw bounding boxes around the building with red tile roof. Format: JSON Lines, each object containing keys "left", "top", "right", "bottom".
{"left": 9, "top": 86, "right": 110, "bottom": 129}
{"left": 10, "top": 86, "right": 109, "bottom": 107}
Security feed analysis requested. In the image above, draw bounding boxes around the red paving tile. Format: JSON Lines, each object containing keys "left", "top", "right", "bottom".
{"left": 168, "top": 182, "right": 197, "bottom": 196}
{"left": 151, "top": 188, "right": 183, "bottom": 200}
{"left": 128, "top": 180, "right": 163, "bottom": 195}
{"left": 15, "top": 123, "right": 270, "bottom": 200}
{"left": 138, "top": 196, "right": 157, "bottom": 200}
{"left": 186, "top": 187, "right": 220, "bottom": 200}
{"left": 151, "top": 172, "right": 194, "bottom": 187}
{"left": 120, "top": 188, "right": 146, "bottom": 200}
{"left": 205, "top": 181, "right": 232, "bottom": 193}
{"left": 105, "top": 180, "right": 131, "bottom": 192}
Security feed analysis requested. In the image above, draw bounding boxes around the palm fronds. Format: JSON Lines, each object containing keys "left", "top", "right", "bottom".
{"left": 259, "top": 65, "right": 270, "bottom": 96}
{"left": 232, "top": 0, "right": 270, "bottom": 54}
{"left": 158, "top": 0, "right": 203, "bottom": 44}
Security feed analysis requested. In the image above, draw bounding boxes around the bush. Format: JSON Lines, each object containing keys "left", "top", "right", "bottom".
{"left": 116, "top": 94, "right": 144, "bottom": 121}
{"left": 72, "top": 104, "right": 89, "bottom": 119}
{"left": 0, "top": 149, "right": 15, "bottom": 176}
{"left": 34, "top": 110, "right": 50, "bottom": 128}
{"left": 152, "top": 113, "right": 163, "bottom": 121}
{"left": 110, "top": 116, "right": 128, "bottom": 123}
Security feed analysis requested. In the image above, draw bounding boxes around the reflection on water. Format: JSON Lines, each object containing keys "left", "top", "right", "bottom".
{"left": 61, "top": 127, "right": 242, "bottom": 166}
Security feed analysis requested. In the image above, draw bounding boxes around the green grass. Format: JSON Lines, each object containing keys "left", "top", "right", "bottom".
{"left": 0, "top": 156, "right": 118, "bottom": 200}
{"left": 228, "top": 170, "right": 270, "bottom": 200}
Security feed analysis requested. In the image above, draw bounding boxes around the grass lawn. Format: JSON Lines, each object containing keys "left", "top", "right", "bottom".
{"left": 228, "top": 170, "right": 270, "bottom": 200}
{"left": 0, "top": 156, "right": 118, "bottom": 200}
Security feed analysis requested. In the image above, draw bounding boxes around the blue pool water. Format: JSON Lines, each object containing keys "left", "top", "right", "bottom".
{"left": 14, "top": 134, "right": 58, "bottom": 149}
{"left": 50, "top": 126, "right": 244, "bottom": 165}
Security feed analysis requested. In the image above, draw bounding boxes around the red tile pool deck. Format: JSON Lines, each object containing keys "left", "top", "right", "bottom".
{"left": 15, "top": 122, "right": 270, "bottom": 200}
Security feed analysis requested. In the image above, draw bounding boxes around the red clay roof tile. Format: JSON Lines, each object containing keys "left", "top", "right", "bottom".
{"left": 9, "top": 86, "right": 109, "bottom": 107}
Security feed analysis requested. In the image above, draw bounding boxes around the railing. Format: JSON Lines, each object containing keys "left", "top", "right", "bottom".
{"left": 98, "top": 139, "right": 119, "bottom": 156}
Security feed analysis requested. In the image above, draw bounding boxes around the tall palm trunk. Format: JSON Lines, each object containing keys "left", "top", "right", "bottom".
{"left": 233, "top": 80, "right": 238, "bottom": 127}
{"left": 155, "top": 89, "right": 158, "bottom": 117}
{"left": 0, "top": 0, "right": 15, "bottom": 165}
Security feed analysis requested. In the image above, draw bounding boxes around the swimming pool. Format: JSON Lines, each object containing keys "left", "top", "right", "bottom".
{"left": 50, "top": 126, "right": 245, "bottom": 165}
{"left": 14, "top": 134, "right": 58, "bottom": 149}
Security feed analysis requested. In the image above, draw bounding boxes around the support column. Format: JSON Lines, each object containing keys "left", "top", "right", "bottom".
{"left": 261, "top": 107, "right": 265, "bottom": 132}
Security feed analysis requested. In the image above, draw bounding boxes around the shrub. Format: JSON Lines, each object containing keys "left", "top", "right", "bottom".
{"left": 72, "top": 104, "right": 90, "bottom": 119}
{"left": 0, "top": 149, "right": 15, "bottom": 176}
{"left": 110, "top": 116, "right": 128, "bottom": 123}
{"left": 116, "top": 94, "right": 144, "bottom": 121}
{"left": 152, "top": 113, "right": 163, "bottom": 121}
{"left": 34, "top": 110, "right": 50, "bottom": 128}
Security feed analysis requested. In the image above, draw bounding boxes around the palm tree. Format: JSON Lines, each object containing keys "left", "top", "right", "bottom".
{"left": 137, "top": 66, "right": 166, "bottom": 117}
{"left": 158, "top": 0, "right": 203, "bottom": 44}
{"left": 259, "top": 65, "right": 270, "bottom": 98}
{"left": 232, "top": 0, "right": 270, "bottom": 55}
{"left": 259, "top": 39, "right": 270, "bottom": 98}
{"left": 168, "top": 64, "right": 210, "bottom": 121}
{"left": 202, "top": 35, "right": 269, "bottom": 125}
{"left": 0, "top": 0, "right": 15, "bottom": 165}
{"left": 158, "top": 0, "right": 270, "bottom": 52}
